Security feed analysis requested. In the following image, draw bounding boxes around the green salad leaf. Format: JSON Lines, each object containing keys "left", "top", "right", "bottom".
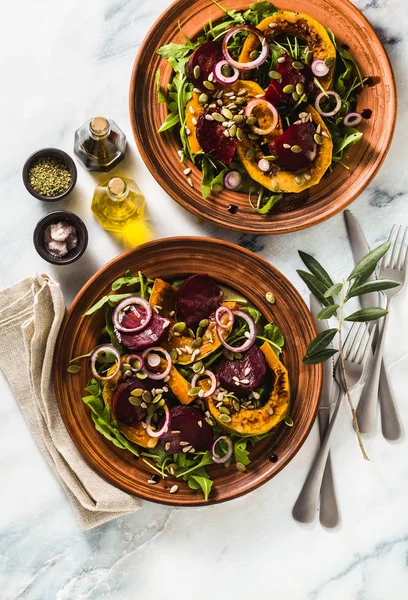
{"left": 243, "top": 1, "right": 278, "bottom": 26}
{"left": 83, "top": 293, "right": 133, "bottom": 316}
{"left": 188, "top": 469, "right": 213, "bottom": 501}
{"left": 256, "top": 322, "right": 285, "bottom": 355}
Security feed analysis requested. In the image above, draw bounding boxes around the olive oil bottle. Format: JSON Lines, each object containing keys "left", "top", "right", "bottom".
{"left": 91, "top": 177, "right": 148, "bottom": 246}
{"left": 74, "top": 116, "right": 126, "bottom": 171}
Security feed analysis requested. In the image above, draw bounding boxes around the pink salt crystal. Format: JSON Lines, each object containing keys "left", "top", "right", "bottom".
{"left": 49, "top": 222, "right": 75, "bottom": 242}
{"left": 47, "top": 240, "right": 68, "bottom": 257}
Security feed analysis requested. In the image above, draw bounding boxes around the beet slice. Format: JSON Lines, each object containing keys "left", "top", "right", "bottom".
{"left": 196, "top": 107, "right": 238, "bottom": 164}
{"left": 159, "top": 405, "right": 213, "bottom": 453}
{"left": 116, "top": 306, "right": 171, "bottom": 351}
{"left": 186, "top": 41, "right": 224, "bottom": 93}
{"left": 269, "top": 121, "right": 317, "bottom": 171}
{"left": 265, "top": 53, "right": 312, "bottom": 106}
{"left": 176, "top": 274, "right": 223, "bottom": 329}
{"left": 217, "top": 344, "right": 267, "bottom": 398}
{"left": 112, "top": 380, "right": 148, "bottom": 426}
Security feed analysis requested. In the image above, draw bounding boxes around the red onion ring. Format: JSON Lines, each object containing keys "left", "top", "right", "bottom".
{"left": 222, "top": 25, "right": 269, "bottom": 71}
{"left": 258, "top": 158, "right": 271, "bottom": 173}
{"left": 90, "top": 344, "right": 121, "bottom": 381}
{"left": 146, "top": 404, "right": 170, "bottom": 438}
{"left": 343, "top": 112, "right": 362, "bottom": 127}
{"left": 214, "top": 60, "right": 239, "bottom": 85}
{"left": 245, "top": 99, "right": 278, "bottom": 135}
{"left": 212, "top": 436, "right": 233, "bottom": 464}
{"left": 315, "top": 90, "right": 342, "bottom": 117}
{"left": 126, "top": 354, "right": 144, "bottom": 373}
{"left": 112, "top": 296, "right": 153, "bottom": 334}
{"left": 215, "top": 305, "right": 234, "bottom": 329}
{"left": 142, "top": 347, "right": 172, "bottom": 381}
{"left": 218, "top": 309, "right": 256, "bottom": 353}
{"left": 224, "top": 171, "right": 242, "bottom": 190}
{"left": 311, "top": 59, "right": 329, "bottom": 77}
{"left": 191, "top": 369, "right": 217, "bottom": 399}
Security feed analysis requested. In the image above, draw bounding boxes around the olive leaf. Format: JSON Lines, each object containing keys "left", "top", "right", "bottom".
{"left": 346, "top": 279, "right": 400, "bottom": 299}
{"left": 345, "top": 307, "right": 388, "bottom": 322}
{"left": 347, "top": 242, "right": 391, "bottom": 283}
{"left": 317, "top": 305, "right": 340, "bottom": 320}
{"left": 297, "top": 270, "right": 334, "bottom": 306}
{"left": 305, "top": 328, "right": 338, "bottom": 357}
{"left": 303, "top": 348, "right": 338, "bottom": 365}
{"left": 298, "top": 251, "right": 334, "bottom": 288}
{"left": 324, "top": 283, "right": 343, "bottom": 298}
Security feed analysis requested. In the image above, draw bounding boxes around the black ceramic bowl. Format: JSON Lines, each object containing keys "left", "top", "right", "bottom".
{"left": 23, "top": 148, "right": 77, "bottom": 201}
{"left": 33, "top": 211, "right": 88, "bottom": 265}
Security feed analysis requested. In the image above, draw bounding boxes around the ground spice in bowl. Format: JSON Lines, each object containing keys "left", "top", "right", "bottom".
{"left": 29, "top": 157, "right": 71, "bottom": 197}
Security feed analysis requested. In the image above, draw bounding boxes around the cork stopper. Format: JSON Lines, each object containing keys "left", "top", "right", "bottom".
{"left": 108, "top": 177, "right": 126, "bottom": 196}
{"left": 90, "top": 116, "right": 109, "bottom": 135}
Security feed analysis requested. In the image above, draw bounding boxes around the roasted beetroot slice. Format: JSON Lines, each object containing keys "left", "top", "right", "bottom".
{"left": 112, "top": 380, "right": 148, "bottom": 426}
{"left": 269, "top": 121, "right": 317, "bottom": 171}
{"left": 159, "top": 405, "right": 213, "bottom": 453}
{"left": 186, "top": 41, "right": 224, "bottom": 92}
{"left": 196, "top": 108, "right": 238, "bottom": 164}
{"left": 217, "top": 344, "right": 267, "bottom": 398}
{"left": 116, "top": 306, "right": 171, "bottom": 351}
{"left": 176, "top": 273, "right": 223, "bottom": 329}
{"left": 265, "top": 53, "right": 309, "bottom": 106}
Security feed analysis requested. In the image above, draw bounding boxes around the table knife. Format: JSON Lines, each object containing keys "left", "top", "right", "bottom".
{"left": 344, "top": 210, "right": 402, "bottom": 440}
{"left": 310, "top": 295, "right": 340, "bottom": 528}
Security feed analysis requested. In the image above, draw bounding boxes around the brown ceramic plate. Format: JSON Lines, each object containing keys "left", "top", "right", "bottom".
{"left": 54, "top": 237, "right": 322, "bottom": 506}
{"left": 129, "top": 0, "right": 396, "bottom": 234}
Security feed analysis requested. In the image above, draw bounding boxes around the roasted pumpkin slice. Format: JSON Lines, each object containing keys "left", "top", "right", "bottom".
{"left": 237, "top": 105, "right": 332, "bottom": 193}
{"left": 207, "top": 342, "right": 290, "bottom": 436}
{"left": 102, "top": 362, "right": 158, "bottom": 449}
{"left": 185, "top": 92, "right": 205, "bottom": 154}
{"left": 167, "top": 365, "right": 194, "bottom": 406}
{"left": 162, "top": 301, "right": 236, "bottom": 365}
{"left": 239, "top": 11, "right": 336, "bottom": 90}
{"left": 149, "top": 278, "right": 177, "bottom": 317}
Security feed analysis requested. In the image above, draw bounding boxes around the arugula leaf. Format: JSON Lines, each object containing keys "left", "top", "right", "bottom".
{"left": 210, "top": 0, "right": 246, "bottom": 24}
{"left": 111, "top": 269, "right": 141, "bottom": 291}
{"left": 201, "top": 155, "right": 215, "bottom": 199}
{"left": 240, "top": 306, "right": 262, "bottom": 324}
{"left": 234, "top": 438, "right": 251, "bottom": 466}
{"left": 158, "top": 112, "right": 180, "bottom": 133}
{"left": 187, "top": 468, "right": 213, "bottom": 501}
{"left": 175, "top": 450, "right": 214, "bottom": 478}
{"left": 83, "top": 293, "right": 132, "bottom": 316}
{"left": 155, "top": 69, "right": 166, "bottom": 103}
{"left": 244, "top": 1, "right": 278, "bottom": 26}
{"left": 257, "top": 322, "right": 285, "bottom": 355}
{"left": 157, "top": 42, "right": 195, "bottom": 73}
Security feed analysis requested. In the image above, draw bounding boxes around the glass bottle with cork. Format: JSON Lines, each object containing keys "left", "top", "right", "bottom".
{"left": 91, "top": 177, "right": 148, "bottom": 246}
{"left": 74, "top": 116, "right": 126, "bottom": 172}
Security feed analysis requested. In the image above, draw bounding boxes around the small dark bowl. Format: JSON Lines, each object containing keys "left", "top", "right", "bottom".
{"left": 23, "top": 148, "right": 77, "bottom": 201}
{"left": 33, "top": 211, "right": 88, "bottom": 265}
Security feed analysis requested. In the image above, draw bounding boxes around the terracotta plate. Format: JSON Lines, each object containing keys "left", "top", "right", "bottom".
{"left": 54, "top": 237, "right": 322, "bottom": 506}
{"left": 129, "top": 0, "right": 396, "bottom": 234}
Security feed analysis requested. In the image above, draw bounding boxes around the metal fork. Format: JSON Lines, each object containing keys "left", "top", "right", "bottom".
{"left": 357, "top": 226, "right": 408, "bottom": 435}
{"left": 292, "top": 323, "right": 374, "bottom": 525}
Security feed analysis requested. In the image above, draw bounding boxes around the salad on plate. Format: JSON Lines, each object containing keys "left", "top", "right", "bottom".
{"left": 156, "top": 0, "right": 368, "bottom": 214}
{"left": 74, "top": 271, "right": 291, "bottom": 500}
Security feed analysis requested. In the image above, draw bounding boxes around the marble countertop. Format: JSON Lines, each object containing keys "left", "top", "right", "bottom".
{"left": 1, "top": 0, "right": 408, "bottom": 598}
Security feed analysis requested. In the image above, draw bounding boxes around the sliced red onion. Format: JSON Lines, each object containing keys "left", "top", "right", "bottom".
{"left": 142, "top": 347, "right": 172, "bottom": 380}
{"left": 212, "top": 436, "right": 233, "bottom": 464}
{"left": 315, "top": 90, "right": 342, "bottom": 117}
{"left": 214, "top": 60, "right": 239, "bottom": 85}
{"left": 146, "top": 404, "right": 170, "bottom": 438}
{"left": 343, "top": 112, "right": 362, "bottom": 127}
{"left": 223, "top": 25, "right": 269, "bottom": 71}
{"left": 191, "top": 369, "right": 217, "bottom": 399}
{"left": 224, "top": 171, "right": 242, "bottom": 190}
{"left": 311, "top": 59, "right": 329, "bottom": 77}
{"left": 218, "top": 309, "right": 256, "bottom": 353}
{"left": 112, "top": 296, "right": 153, "bottom": 334}
{"left": 245, "top": 99, "right": 278, "bottom": 135}
{"left": 126, "top": 354, "right": 144, "bottom": 373}
{"left": 215, "top": 305, "right": 234, "bottom": 329}
{"left": 90, "top": 344, "right": 121, "bottom": 381}
{"left": 258, "top": 158, "right": 271, "bottom": 173}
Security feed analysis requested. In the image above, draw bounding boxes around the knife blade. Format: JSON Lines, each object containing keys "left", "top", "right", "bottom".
{"left": 310, "top": 295, "right": 333, "bottom": 410}
{"left": 344, "top": 210, "right": 379, "bottom": 308}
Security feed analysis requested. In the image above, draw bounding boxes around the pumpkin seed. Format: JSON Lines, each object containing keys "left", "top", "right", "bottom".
{"left": 324, "top": 56, "right": 335, "bottom": 67}
{"left": 283, "top": 84, "right": 295, "bottom": 94}
{"left": 128, "top": 396, "right": 141, "bottom": 406}
{"left": 284, "top": 416, "right": 294, "bottom": 427}
{"left": 223, "top": 348, "right": 235, "bottom": 361}
{"left": 188, "top": 386, "right": 202, "bottom": 396}
{"left": 137, "top": 371, "right": 147, "bottom": 379}
{"left": 250, "top": 50, "right": 259, "bottom": 59}
{"left": 173, "top": 321, "right": 187, "bottom": 333}
{"left": 221, "top": 107, "right": 233, "bottom": 120}
{"left": 199, "top": 93, "right": 209, "bottom": 104}
{"left": 212, "top": 183, "right": 224, "bottom": 192}
{"left": 269, "top": 70, "right": 282, "bottom": 80}
{"left": 158, "top": 398, "right": 165, "bottom": 407}
{"left": 192, "top": 337, "right": 202, "bottom": 348}
{"left": 219, "top": 406, "right": 230, "bottom": 415}
{"left": 219, "top": 413, "right": 232, "bottom": 423}
{"left": 296, "top": 83, "right": 304, "bottom": 95}
{"left": 246, "top": 148, "right": 255, "bottom": 160}
{"left": 292, "top": 61, "right": 304, "bottom": 70}
{"left": 295, "top": 174, "right": 306, "bottom": 186}
{"left": 131, "top": 388, "right": 144, "bottom": 397}
{"left": 236, "top": 128, "right": 244, "bottom": 141}
{"left": 199, "top": 319, "right": 209, "bottom": 328}
{"left": 142, "top": 390, "right": 152, "bottom": 403}
{"left": 192, "top": 361, "right": 204, "bottom": 373}
{"left": 234, "top": 352, "right": 243, "bottom": 359}
{"left": 193, "top": 65, "right": 201, "bottom": 79}
{"left": 170, "top": 349, "right": 178, "bottom": 361}
{"left": 147, "top": 403, "right": 156, "bottom": 416}
{"left": 266, "top": 291, "right": 275, "bottom": 304}
{"left": 205, "top": 416, "right": 214, "bottom": 426}
{"left": 305, "top": 50, "right": 313, "bottom": 65}
{"left": 291, "top": 145, "right": 302, "bottom": 153}
{"left": 235, "top": 97, "right": 245, "bottom": 105}
{"left": 212, "top": 112, "right": 224, "bottom": 122}
{"left": 153, "top": 393, "right": 163, "bottom": 403}
{"left": 204, "top": 80, "right": 215, "bottom": 90}
{"left": 229, "top": 124, "right": 237, "bottom": 137}
{"left": 67, "top": 364, "right": 81, "bottom": 374}
{"left": 186, "top": 328, "right": 194, "bottom": 337}
{"left": 248, "top": 133, "right": 259, "bottom": 140}
{"left": 314, "top": 133, "right": 322, "bottom": 145}
{"left": 236, "top": 462, "right": 246, "bottom": 472}
{"left": 131, "top": 358, "right": 141, "bottom": 370}
{"left": 246, "top": 116, "right": 257, "bottom": 126}
{"left": 233, "top": 114, "right": 244, "bottom": 124}
{"left": 233, "top": 399, "right": 241, "bottom": 412}
{"left": 292, "top": 92, "right": 300, "bottom": 102}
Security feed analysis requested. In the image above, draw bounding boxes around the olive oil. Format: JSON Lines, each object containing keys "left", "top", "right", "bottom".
{"left": 91, "top": 177, "right": 148, "bottom": 246}
{"left": 74, "top": 116, "right": 126, "bottom": 171}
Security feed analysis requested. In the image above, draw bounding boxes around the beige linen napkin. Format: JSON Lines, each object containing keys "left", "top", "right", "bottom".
{"left": 0, "top": 274, "right": 140, "bottom": 529}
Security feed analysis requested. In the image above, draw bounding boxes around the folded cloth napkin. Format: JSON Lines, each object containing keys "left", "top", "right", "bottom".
{"left": 0, "top": 274, "right": 140, "bottom": 530}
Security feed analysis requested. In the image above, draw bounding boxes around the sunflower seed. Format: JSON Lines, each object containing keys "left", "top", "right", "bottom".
{"left": 277, "top": 56, "right": 286, "bottom": 63}
{"left": 176, "top": 348, "right": 183, "bottom": 356}
{"left": 179, "top": 441, "right": 189, "bottom": 447}
{"left": 267, "top": 406, "right": 275, "bottom": 415}
{"left": 148, "top": 479, "right": 158, "bottom": 484}
{"left": 183, "top": 167, "right": 191, "bottom": 175}
{"left": 205, "top": 114, "right": 214, "bottom": 121}
{"left": 198, "top": 420, "right": 203, "bottom": 428}
{"left": 304, "top": 173, "right": 311, "bottom": 181}
{"left": 299, "top": 112, "right": 308, "bottom": 119}
{"left": 164, "top": 442, "right": 171, "bottom": 452}
{"left": 170, "top": 485, "right": 179, "bottom": 494}
{"left": 268, "top": 22, "right": 278, "bottom": 28}
{"left": 192, "top": 117, "right": 198, "bottom": 126}
{"left": 208, "top": 72, "right": 214, "bottom": 82}
{"left": 182, "top": 445, "right": 193, "bottom": 453}
{"left": 187, "top": 177, "right": 194, "bottom": 187}
{"left": 322, "top": 131, "right": 330, "bottom": 138}
{"left": 316, "top": 124, "right": 322, "bottom": 134}
{"left": 236, "top": 462, "right": 246, "bottom": 472}
{"left": 169, "top": 466, "right": 175, "bottom": 475}
{"left": 217, "top": 99, "right": 223, "bottom": 106}
{"left": 283, "top": 143, "right": 291, "bottom": 149}
{"left": 193, "top": 65, "right": 201, "bottom": 79}
{"left": 191, "top": 349, "right": 200, "bottom": 361}
{"left": 185, "top": 126, "right": 191, "bottom": 135}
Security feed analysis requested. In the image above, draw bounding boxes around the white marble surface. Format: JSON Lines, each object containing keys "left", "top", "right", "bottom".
{"left": 1, "top": 0, "right": 408, "bottom": 598}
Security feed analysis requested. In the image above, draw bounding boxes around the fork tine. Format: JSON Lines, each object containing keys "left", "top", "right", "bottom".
{"left": 391, "top": 225, "right": 403, "bottom": 269}
{"left": 384, "top": 225, "right": 396, "bottom": 268}
{"left": 355, "top": 324, "right": 371, "bottom": 364}
{"left": 397, "top": 226, "right": 408, "bottom": 271}
{"left": 344, "top": 323, "right": 362, "bottom": 359}
{"left": 351, "top": 323, "right": 367, "bottom": 363}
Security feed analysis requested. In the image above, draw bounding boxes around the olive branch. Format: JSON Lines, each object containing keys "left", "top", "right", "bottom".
{"left": 297, "top": 243, "right": 401, "bottom": 459}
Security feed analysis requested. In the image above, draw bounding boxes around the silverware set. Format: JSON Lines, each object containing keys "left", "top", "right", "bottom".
{"left": 293, "top": 211, "right": 408, "bottom": 528}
